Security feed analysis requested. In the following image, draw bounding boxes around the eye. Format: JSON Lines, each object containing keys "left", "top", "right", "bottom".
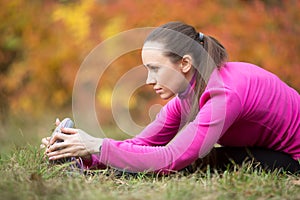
{"left": 144, "top": 64, "right": 160, "bottom": 72}
{"left": 149, "top": 66, "right": 159, "bottom": 72}
{"left": 150, "top": 66, "right": 157, "bottom": 70}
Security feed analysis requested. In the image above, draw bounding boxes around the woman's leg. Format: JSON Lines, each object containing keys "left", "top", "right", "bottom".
{"left": 196, "top": 147, "right": 300, "bottom": 174}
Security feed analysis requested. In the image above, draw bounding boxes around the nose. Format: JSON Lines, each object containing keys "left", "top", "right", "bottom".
{"left": 146, "top": 71, "right": 156, "bottom": 85}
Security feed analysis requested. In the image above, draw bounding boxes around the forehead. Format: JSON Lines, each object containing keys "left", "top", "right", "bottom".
{"left": 142, "top": 42, "right": 165, "bottom": 60}
{"left": 142, "top": 41, "right": 165, "bottom": 50}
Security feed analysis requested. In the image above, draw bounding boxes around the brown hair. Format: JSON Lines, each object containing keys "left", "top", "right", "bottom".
{"left": 144, "top": 21, "right": 228, "bottom": 122}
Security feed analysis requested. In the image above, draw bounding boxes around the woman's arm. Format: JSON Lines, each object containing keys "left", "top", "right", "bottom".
{"left": 97, "top": 87, "right": 242, "bottom": 173}
{"left": 122, "top": 97, "right": 183, "bottom": 146}
{"left": 45, "top": 97, "right": 183, "bottom": 169}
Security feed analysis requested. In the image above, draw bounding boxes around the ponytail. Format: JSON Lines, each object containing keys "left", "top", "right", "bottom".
{"left": 202, "top": 34, "right": 228, "bottom": 69}
{"left": 186, "top": 32, "right": 228, "bottom": 123}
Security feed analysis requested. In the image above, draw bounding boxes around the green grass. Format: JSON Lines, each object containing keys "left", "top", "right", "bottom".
{"left": 0, "top": 145, "right": 300, "bottom": 200}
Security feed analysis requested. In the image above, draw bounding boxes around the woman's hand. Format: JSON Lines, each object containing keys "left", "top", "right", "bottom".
{"left": 46, "top": 128, "right": 103, "bottom": 161}
{"left": 40, "top": 118, "right": 60, "bottom": 158}
{"left": 40, "top": 137, "right": 51, "bottom": 149}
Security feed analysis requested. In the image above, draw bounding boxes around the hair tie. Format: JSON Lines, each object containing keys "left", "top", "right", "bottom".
{"left": 199, "top": 32, "right": 204, "bottom": 42}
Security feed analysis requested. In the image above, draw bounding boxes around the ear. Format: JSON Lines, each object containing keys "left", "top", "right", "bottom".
{"left": 180, "top": 55, "right": 193, "bottom": 74}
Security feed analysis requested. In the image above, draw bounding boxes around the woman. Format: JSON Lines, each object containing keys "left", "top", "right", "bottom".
{"left": 42, "top": 22, "right": 300, "bottom": 174}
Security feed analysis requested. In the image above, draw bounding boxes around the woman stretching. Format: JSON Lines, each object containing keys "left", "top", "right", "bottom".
{"left": 42, "top": 22, "right": 300, "bottom": 174}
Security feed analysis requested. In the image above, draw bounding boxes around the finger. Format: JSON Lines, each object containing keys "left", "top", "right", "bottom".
{"left": 55, "top": 118, "right": 60, "bottom": 126}
{"left": 48, "top": 152, "right": 73, "bottom": 161}
{"left": 41, "top": 137, "right": 50, "bottom": 146}
{"left": 46, "top": 142, "right": 62, "bottom": 153}
{"left": 61, "top": 128, "right": 78, "bottom": 135}
{"left": 49, "top": 132, "right": 68, "bottom": 145}
{"left": 47, "top": 144, "right": 84, "bottom": 157}
{"left": 40, "top": 144, "right": 46, "bottom": 149}
{"left": 47, "top": 145, "right": 69, "bottom": 156}
{"left": 46, "top": 141, "right": 71, "bottom": 153}
{"left": 47, "top": 145, "right": 82, "bottom": 158}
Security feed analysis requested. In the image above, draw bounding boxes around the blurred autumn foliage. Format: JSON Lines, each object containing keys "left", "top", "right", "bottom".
{"left": 0, "top": 0, "right": 299, "bottom": 124}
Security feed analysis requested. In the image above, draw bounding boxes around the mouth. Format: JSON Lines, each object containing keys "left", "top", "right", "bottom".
{"left": 154, "top": 88, "right": 163, "bottom": 94}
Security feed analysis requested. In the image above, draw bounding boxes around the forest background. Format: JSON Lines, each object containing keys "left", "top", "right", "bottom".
{"left": 0, "top": 0, "right": 299, "bottom": 152}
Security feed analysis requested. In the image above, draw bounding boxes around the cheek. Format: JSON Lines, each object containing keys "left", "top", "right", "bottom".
{"left": 158, "top": 68, "right": 187, "bottom": 92}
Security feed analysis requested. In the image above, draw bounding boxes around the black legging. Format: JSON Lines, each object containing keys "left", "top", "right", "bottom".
{"left": 191, "top": 147, "right": 300, "bottom": 174}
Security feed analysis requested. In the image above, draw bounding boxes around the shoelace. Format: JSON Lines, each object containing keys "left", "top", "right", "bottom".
{"left": 69, "top": 157, "right": 84, "bottom": 173}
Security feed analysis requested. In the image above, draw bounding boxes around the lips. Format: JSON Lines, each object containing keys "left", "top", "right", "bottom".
{"left": 154, "top": 87, "right": 163, "bottom": 94}
{"left": 155, "top": 89, "right": 163, "bottom": 94}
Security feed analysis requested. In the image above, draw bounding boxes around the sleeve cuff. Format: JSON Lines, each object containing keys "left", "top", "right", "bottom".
{"left": 82, "top": 144, "right": 106, "bottom": 170}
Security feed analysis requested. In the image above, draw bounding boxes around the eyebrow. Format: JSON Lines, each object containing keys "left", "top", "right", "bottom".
{"left": 145, "top": 64, "right": 159, "bottom": 68}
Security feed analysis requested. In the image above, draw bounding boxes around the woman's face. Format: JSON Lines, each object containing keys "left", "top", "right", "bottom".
{"left": 142, "top": 42, "right": 191, "bottom": 100}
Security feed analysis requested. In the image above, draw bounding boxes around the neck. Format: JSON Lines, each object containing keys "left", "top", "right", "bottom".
{"left": 178, "top": 70, "right": 197, "bottom": 99}
{"left": 185, "top": 67, "right": 196, "bottom": 82}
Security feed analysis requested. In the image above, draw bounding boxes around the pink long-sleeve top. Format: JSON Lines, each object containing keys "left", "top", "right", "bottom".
{"left": 85, "top": 62, "right": 300, "bottom": 173}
